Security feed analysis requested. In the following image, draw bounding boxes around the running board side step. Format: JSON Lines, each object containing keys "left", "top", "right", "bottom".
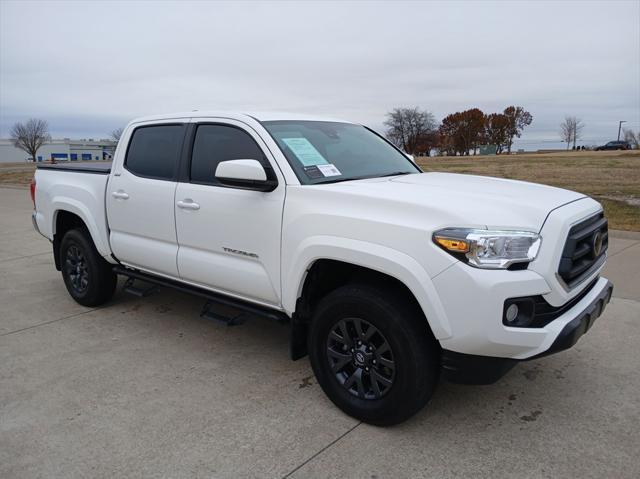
{"left": 113, "top": 266, "right": 289, "bottom": 323}
{"left": 123, "top": 277, "right": 159, "bottom": 297}
{"left": 200, "top": 301, "right": 247, "bottom": 326}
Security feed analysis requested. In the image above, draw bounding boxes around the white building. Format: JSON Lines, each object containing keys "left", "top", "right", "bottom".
{"left": 0, "top": 138, "right": 117, "bottom": 163}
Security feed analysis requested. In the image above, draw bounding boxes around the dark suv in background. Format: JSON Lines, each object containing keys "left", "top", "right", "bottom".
{"left": 595, "top": 141, "right": 631, "bottom": 151}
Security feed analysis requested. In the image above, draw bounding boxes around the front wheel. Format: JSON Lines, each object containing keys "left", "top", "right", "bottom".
{"left": 60, "top": 228, "right": 117, "bottom": 306}
{"left": 308, "top": 284, "right": 439, "bottom": 426}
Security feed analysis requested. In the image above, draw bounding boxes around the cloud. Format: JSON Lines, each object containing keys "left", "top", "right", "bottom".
{"left": 1, "top": 0, "right": 639, "bottom": 147}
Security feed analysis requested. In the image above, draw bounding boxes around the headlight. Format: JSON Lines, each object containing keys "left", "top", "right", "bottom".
{"left": 433, "top": 228, "right": 541, "bottom": 269}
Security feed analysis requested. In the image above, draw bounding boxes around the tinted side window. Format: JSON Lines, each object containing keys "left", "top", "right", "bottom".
{"left": 191, "top": 124, "right": 265, "bottom": 184}
{"left": 125, "top": 125, "right": 183, "bottom": 180}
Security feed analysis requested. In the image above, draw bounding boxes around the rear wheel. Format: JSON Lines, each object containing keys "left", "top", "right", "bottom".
{"left": 308, "top": 284, "right": 439, "bottom": 426}
{"left": 60, "top": 228, "right": 117, "bottom": 306}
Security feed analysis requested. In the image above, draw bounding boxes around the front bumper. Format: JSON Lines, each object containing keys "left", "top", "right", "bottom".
{"left": 530, "top": 279, "right": 613, "bottom": 359}
{"left": 441, "top": 280, "right": 613, "bottom": 384}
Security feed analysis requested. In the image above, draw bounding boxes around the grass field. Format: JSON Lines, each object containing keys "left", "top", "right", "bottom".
{"left": 0, "top": 163, "right": 37, "bottom": 186}
{"left": 2, "top": 150, "right": 639, "bottom": 230}
{"left": 0, "top": 168, "right": 34, "bottom": 186}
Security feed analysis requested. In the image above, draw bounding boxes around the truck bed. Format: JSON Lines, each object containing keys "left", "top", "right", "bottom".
{"left": 36, "top": 162, "right": 112, "bottom": 174}
{"left": 33, "top": 162, "right": 113, "bottom": 259}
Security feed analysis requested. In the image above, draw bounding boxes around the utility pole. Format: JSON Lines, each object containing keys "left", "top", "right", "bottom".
{"left": 618, "top": 120, "right": 627, "bottom": 141}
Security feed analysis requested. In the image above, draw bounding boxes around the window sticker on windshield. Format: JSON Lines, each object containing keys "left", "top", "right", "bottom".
{"left": 302, "top": 163, "right": 342, "bottom": 179}
{"left": 317, "top": 164, "right": 341, "bottom": 177}
{"left": 282, "top": 138, "right": 329, "bottom": 166}
{"left": 302, "top": 165, "right": 324, "bottom": 179}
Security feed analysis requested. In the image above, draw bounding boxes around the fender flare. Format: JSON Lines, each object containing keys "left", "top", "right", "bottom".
{"left": 283, "top": 235, "right": 452, "bottom": 339}
{"left": 51, "top": 197, "right": 111, "bottom": 258}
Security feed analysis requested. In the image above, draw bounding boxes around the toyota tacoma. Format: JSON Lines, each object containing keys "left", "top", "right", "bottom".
{"left": 31, "top": 112, "right": 613, "bottom": 425}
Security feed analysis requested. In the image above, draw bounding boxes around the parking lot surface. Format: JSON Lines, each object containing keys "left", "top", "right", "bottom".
{"left": 1, "top": 186, "right": 639, "bottom": 478}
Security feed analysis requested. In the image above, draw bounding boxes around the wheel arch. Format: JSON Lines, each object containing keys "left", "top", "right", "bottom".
{"left": 51, "top": 206, "right": 111, "bottom": 270}
{"left": 285, "top": 238, "right": 452, "bottom": 345}
{"left": 296, "top": 259, "right": 429, "bottom": 326}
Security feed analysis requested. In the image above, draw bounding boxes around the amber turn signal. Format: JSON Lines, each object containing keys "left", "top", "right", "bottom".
{"left": 434, "top": 236, "right": 470, "bottom": 253}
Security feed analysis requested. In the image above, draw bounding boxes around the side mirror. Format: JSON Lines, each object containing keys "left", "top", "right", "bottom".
{"left": 215, "top": 159, "right": 277, "bottom": 192}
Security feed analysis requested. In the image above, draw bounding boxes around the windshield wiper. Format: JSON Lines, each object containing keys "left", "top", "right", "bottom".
{"left": 378, "top": 171, "right": 413, "bottom": 178}
{"left": 313, "top": 176, "right": 363, "bottom": 185}
{"left": 313, "top": 171, "right": 413, "bottom": 185}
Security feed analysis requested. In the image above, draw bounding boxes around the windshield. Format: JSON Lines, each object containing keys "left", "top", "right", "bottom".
{"left": 262, "top": 120, "right": 420, "bottom": 184}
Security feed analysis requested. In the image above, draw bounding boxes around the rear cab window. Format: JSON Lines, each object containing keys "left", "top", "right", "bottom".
{"left": 125, "top": 124, "right": 185, "bottom": 180}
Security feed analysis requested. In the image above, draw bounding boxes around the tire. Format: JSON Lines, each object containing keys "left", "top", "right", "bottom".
{"left": 60, "top": 228, "right": 117, "bottom": 306}
{"left": 308, "top": 283, "right": 439, "bottom": 426}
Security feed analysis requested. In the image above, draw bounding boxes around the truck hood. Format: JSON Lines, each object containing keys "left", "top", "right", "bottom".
{"left": 326, "top": 172, "right": 586, "bottom": 231}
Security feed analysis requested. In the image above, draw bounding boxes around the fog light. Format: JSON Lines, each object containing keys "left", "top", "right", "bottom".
{"left": 505, "top": 303, "right": 519, "bottom": 323}
{"left": 503, "top": 298, "right": 535, "bottom": 327}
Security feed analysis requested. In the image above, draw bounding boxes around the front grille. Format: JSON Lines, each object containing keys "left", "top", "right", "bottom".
{"left": 558, "top": 212, "right": 608, "bottom": 289}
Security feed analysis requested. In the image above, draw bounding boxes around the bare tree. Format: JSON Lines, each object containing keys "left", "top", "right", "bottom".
{"left": 623, "top": 129, "right": 639, "bottom": 149}
{"left": 10, "top": 119, "right": 51, "bottom": 162}
{"left": 559, "top": 116, "right": 584, "bottom": 149}
{"left": 572, "top": 117, "right": 584, "bottom": 149}
{"left": 384, "top": 107, "right": 438, "bottom": 155}
{"left": 110, "top": 127, "right": 124, "bottom": 142}
{"left": 560, "top": 118, "right": 573, "bottom": 149}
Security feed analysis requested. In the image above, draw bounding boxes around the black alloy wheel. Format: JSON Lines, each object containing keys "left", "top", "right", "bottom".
{"left": 309, "top": 283, "right": 439, "bottom": 426}
{"left": 65, "top": 245, "right": 89, "bottom": 294}
{"left": 327, "top": 317, "right": 395, "bottom": 399}
{"left": 60, "top": 228, "right": 117, "bottom": 306}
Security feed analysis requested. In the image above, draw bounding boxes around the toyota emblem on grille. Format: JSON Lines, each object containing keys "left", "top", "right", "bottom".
{"left": 592, "top": 231, "right": 603, "bottom": 258}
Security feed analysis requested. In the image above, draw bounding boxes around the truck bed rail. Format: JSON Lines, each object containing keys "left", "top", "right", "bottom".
{"left": 36, "top": 162, "right": 112, "bottom": 174}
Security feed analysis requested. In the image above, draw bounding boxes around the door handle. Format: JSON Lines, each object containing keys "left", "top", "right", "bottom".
{"left": 177, "top": 199, "right": 200, "bottom": 210}
{"left": 111, "top": 191, "right": 129, "bottom": 200}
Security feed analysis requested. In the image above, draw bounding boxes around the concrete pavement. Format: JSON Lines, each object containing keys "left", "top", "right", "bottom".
{"left": 1, "top": 186, "right": 639, "bottom": 478}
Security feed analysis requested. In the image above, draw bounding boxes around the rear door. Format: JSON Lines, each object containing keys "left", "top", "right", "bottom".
{"left": 174, "top": 119, "right": 285, "bottom": 306}
{"left": 107, "top": 122, "right": 186, "bottom": 277}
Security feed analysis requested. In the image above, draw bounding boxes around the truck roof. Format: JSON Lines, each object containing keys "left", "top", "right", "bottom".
{"left": 129, "top": 111, "right": 354, "bottom": 125}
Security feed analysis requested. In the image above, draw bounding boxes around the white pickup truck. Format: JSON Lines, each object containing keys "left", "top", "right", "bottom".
{"left": 31, "top": 111, "right": 613, "bottom": 425}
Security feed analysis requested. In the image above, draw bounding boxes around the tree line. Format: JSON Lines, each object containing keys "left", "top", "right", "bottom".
{"left": 8, "top": 114, "right": 639, "bottom": 162}
{"left": 384, "top": 106, "right": 532, "bottom": 156}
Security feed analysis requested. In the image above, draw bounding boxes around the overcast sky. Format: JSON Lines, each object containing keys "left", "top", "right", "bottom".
{"left": 1, "top": 0, "right": 639, "bottom": 149}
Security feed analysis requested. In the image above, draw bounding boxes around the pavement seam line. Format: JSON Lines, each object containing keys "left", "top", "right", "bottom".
{"left": 0, "top": 251, "right": 51, "bottom": 264}
{"left": 281, "top": 421, "right": 362, "bottom": 478}
{"left": 607, "top": 241, "right": 640, "bottom": 259}
{"left": 0, "top": 305, "right": 104, "bottom": 337}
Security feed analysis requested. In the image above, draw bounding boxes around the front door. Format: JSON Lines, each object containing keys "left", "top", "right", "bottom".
{"left": 107, "top": 122, "right": 186, "bottom": 278}
{"left": 175, "top": 120, "right": 285, "bottom": 306}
